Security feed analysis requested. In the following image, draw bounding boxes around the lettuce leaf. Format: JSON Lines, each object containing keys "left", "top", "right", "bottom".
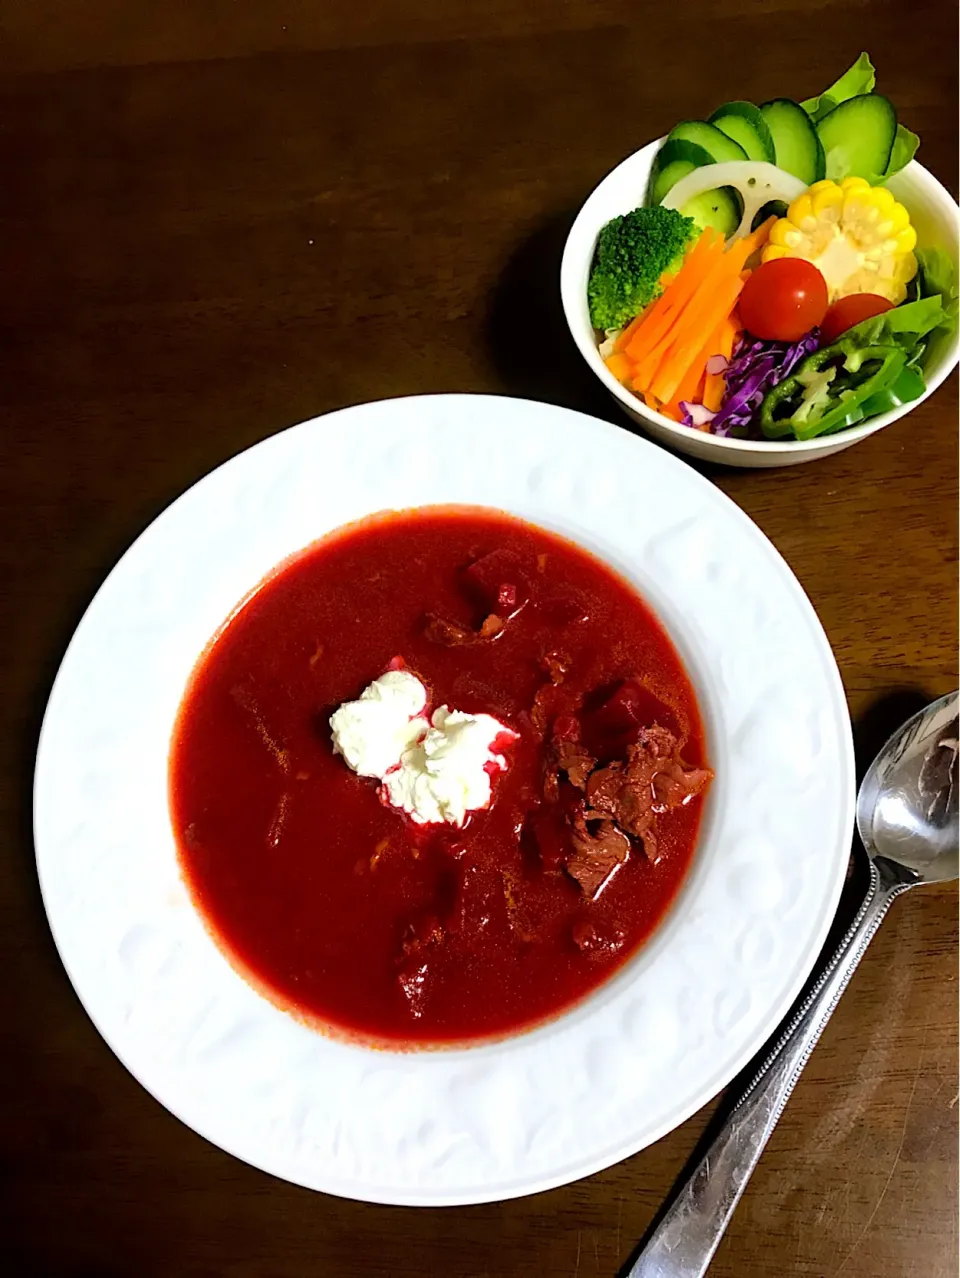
{"left": 843, "top": 295, "right": 945, "bottom": 355}
{"left": 885, "top": 124, "right": 920, "bottom": 180}
{"left": 801, "top": 53, "right": 875, "bottom": 123}
{"left": 916, "top": 247, "right": 958, "bottom": 304}
{"left": 916, "top": 248, "right": 959, "bottom": 341}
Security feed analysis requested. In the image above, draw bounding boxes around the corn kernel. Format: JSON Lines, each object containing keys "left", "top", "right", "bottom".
{"left": 788, "top": 194, "right": 813, "bottom": 225}
{"left": 867, "top": 188, "right": 896, "bottom": 217}
{"left": 812, "top": 185, "right": 844, "bottom": 217}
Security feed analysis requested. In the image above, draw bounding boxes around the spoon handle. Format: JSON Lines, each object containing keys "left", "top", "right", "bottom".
{"left": 627, "top": 860, "right": 909, "bottom": 1278}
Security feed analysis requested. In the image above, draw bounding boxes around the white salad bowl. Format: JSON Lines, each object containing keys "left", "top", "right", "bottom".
{"left": 561, "top": 138, "right": 960, "bottom": 468}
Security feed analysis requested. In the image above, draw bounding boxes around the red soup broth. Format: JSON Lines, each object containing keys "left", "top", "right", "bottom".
{"left": 170, "top": 506, "right": 711, "bottom": 1045}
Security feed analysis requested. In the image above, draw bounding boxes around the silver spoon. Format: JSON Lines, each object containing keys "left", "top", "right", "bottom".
{"left": 628, "top": 691, "right": 959, "bottom": 1278}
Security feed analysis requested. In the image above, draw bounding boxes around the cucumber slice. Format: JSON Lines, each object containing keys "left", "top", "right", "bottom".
{"left": 816, "top": 94, "right": 897, "bottom": 181}
{"left": 666, "top": 120, "right": 748, "bottom": 165}
{"left": 680, "top": 187, "right": 742, "bottom": 237}
{"left": 760, "top": 98, "right": 826, "bottom": 183}
{"left": 649, "top": 139, "right": 714, "bottom": 203}
{"left": 651, "top": 159, "right": 696, "bottom": 205}
{"left": 708, "top": 101, "right": 775, "bottom": 163}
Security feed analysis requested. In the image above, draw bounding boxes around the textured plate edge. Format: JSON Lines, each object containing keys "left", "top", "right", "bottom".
{"left": 32, "top": 392, "right": 856, "bottom": 1205}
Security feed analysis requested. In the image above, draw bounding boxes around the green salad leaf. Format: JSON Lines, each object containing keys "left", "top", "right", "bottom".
{"left": 916, "top": 247, "right": 959, "bottom": 342}
{"left": 843, "top": 295, "right": 945, "bottom": 360}
{"left": 800, "top": 53, "right": 875, "bottom": 123}
{"left": 916, "top": 248, "right": 958, "bottom": 305}
{"left": 885, "top": 124, "right": 921, "bottom": 178}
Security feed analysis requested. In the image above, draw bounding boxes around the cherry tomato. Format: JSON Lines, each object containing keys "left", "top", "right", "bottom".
{"left": 819, "top": 293, "right": 894, "bottom": 344}
{"left": 739, "top": 258, "right": 829, "bottom": 342}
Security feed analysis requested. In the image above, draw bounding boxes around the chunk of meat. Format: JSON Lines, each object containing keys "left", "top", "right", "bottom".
{"left": 543, "top": 733, "right": 597, "bottom": 802}
{"left": 424, "top": 611, "right": 504, "bottom": 646}
{"left": 586, "top": 725, "right": 712, "bottom": 863}
{"left": 566, "top": 808, "right": 630, "bottom": 897}
{"left": 651, "top": 759, "right": 715, "bottom": 811}
{"left": 539, "top": 694, "right": 712, "bottom": 897}
{"left": 557, "top": 741, "right": 596, "bottom": 790}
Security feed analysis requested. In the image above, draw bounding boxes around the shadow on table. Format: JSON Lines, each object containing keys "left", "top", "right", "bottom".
{"left": 484, "top": 211, "right": 732, "bottom": 486}
{"left": 616, "top": 686, "right": 934, "bottom": 1276}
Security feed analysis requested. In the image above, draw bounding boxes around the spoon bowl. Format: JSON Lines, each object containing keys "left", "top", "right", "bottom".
{"left": 857, "top": 690, "right": 959, "bottom": 884}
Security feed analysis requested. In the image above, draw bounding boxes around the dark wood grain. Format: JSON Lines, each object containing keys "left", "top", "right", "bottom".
{"left": 1, "top": 3, "right": 956, "bottom": 1275}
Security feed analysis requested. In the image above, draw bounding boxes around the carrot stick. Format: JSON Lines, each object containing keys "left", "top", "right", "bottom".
{"left": 739, "top": 214, "right": 777, "bottom": 259}
{"left": 650, "top": 274, "right": 745, "bottom": 404}
{"left": 703, "top": 374, "right": 725, "bottom": 412}
{"left": 722, "top": 234, "right": 756, "bottom": 275}
{"left": 613, "top": 310, "right": 648, "bottom": 353}
{"left": 635, "top": 233, "right": 748, "bottom": 394}
{"left": 646, "top": 237, "right": 753, "bottom": 398}
{"left": 672, "top": 317, "right": 727, "bottom": 407}
{"left": 604, "top": 352, "right": 633, "bottom": 382}
{"left": 613, "top": 277, "right": 678, "bottom": 360}
{"left": 652, "top": 277, "right": 745, "bottom": 405}
{"left": 624, "top": 230, "right": 721, "bottom": 365}
{"left": 626, "top": 232, "right": 721, "bottom": 360}
{"left": 645, "top": 261, "right": 736, "bottom": 398}
{"left": 703, "top": 315, "right": 740, "bottom": 411}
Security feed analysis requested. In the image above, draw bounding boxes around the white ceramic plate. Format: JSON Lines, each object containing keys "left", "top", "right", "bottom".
{"left": 34, "top": 394, "right": 854, "bottom": 1205}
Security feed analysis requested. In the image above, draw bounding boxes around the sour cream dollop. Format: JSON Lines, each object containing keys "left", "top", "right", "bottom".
{"left": 329, "top": 672, "right": 516, "bottom": 826}
{"left": 329, "top": 669, "right": 428, "bottom": 779}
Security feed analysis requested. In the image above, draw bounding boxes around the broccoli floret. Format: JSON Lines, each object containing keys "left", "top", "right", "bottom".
{"left": 587, "top": 206, "right": 698, "bottom": 332}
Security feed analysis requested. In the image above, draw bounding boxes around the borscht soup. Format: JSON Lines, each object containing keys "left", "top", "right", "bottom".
{"left": 170, "top": 506, "right": 712, "bottom": 1045}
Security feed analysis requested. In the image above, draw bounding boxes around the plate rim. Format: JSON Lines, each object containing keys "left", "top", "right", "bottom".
{"left": 33, "top": 392, "right": 856, "bottom": 1205}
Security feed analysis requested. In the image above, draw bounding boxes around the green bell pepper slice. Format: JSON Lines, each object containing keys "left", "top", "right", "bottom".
{"left": 760, "top": 340, "right": 906, "bottom": 441}
{"left": 859, "top": 363, "right": 927, "bottom": 417}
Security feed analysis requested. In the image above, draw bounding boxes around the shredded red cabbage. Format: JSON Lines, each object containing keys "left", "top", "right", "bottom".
{"left": 710, "top": 330, "right": 820, "bottom": 437}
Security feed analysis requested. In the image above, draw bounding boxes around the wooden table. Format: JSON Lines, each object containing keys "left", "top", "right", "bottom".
{"left": 2, "top": 4, "right": 956, "bottom": 1275}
